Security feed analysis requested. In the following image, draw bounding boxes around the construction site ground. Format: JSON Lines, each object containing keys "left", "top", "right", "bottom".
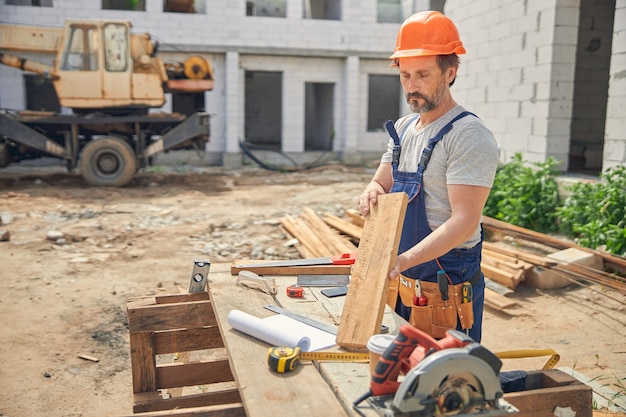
{"left": 0, "top": 164, "right": 624, "bottom": 417}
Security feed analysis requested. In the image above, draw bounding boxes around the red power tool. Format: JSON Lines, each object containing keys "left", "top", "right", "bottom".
{"left": 352, "top": 325, "right": 474, "bottom": 410}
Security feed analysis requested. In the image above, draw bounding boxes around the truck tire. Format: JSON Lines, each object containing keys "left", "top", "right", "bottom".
{"left": 79, "top": 137, "right": 137, "bottom": 186}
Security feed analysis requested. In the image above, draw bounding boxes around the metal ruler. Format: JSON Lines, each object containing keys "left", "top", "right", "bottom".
{"left": 263, "top": 304, "right": 338, "bottom": 335}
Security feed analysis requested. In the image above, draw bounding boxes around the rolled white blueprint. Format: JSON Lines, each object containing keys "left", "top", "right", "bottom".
{"left": 227, "top": 309, "right": 311, "bottom": 351}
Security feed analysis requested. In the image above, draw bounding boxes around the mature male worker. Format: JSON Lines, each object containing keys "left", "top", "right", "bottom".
{"left": 357, "top": 11, "right": 500, "bottom": 342}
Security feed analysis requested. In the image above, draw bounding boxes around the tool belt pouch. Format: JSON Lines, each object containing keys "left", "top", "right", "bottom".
{"left": 398, "top": 276, "right": 473, "bottom": 339}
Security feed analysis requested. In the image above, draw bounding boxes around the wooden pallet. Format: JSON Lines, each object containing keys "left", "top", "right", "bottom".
{"left": 126, "top": 291, "right": 245, "bottom": 416}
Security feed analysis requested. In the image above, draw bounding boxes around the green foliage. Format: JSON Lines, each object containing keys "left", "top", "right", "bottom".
{"left": 557, "top": 165, "right": 626, "bottom": 256}
{"left": 484, "top": 153, "right": 561, "bottom": 233}
{"left": 484, "top": 154, "right": 626, "bottom": 256}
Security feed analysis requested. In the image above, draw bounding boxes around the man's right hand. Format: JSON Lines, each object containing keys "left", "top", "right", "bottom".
{"left": 357, "top": 183, "right": 385, "bottom": 216}
{"left": 357, "top": 162, "right": 393, "bottom": 216}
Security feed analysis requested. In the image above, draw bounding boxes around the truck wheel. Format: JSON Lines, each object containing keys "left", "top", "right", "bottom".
{"left": 79, "top": 137, "right": 137, "bottom": 186}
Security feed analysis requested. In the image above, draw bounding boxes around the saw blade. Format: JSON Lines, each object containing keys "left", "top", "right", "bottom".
{"left": 432, "top": 374, "right": 486, "bottom": 416}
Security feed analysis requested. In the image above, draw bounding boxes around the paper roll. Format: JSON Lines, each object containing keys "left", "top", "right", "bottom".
{"left": 227, "top": 309, "right": 311, "bottom": 351}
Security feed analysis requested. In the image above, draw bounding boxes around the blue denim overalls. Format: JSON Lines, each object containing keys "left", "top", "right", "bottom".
{"left": 389, "top": 111, "right": 485, "bottom": 342}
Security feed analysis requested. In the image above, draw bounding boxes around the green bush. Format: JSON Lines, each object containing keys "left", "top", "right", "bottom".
{"left": 484, "top": 154, "right": 626, "bottom": 256}
{"left": 484, "top": 153, "right": 561, "bottom": 233}
{"left": 557, "top": 165, "right": 626, "bottom": 256}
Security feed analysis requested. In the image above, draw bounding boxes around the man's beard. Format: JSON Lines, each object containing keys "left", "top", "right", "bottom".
{"left": 406, "top": 81, "right": 446, "bottom": 113}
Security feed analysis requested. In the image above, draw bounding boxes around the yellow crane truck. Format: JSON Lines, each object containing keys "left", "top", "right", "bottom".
{"left": 0, "top": 20, "right": 214, "bottom": 186}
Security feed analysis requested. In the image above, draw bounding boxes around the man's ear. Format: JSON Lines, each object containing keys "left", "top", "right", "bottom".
{"left": 446, "top": 66, "right": 458, "bottom": 87}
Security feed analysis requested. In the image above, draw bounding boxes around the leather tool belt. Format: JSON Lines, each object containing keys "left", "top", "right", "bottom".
{"left": 395, "top": 274, "right": 475, "bottom": 339}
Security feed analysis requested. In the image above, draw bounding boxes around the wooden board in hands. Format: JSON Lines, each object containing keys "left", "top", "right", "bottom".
{"left": 336, "top": 192, "right": 407, "bottom": 350}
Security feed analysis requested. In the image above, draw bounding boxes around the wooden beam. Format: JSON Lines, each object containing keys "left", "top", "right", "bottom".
{"left": 483, "top": 216, "right": 626, "bottom": 274}
{"left": 230, "top": 262, "right": 352, "bottom": 276}
{"left": 336, "top": 192, "right": 407, "bottom": 350}
{"left": 323, "top": 212, "right": 362, "bottom": 240}
{"left": 345, "top": 209, "right": 365, "bottom": 227}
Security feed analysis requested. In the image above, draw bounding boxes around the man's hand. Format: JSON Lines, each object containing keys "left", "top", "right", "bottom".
{"left": 357, "top": 183, "right": 385, "bottom": 216}
{"left": 357, "top": 163, "right": 393, "bottom": 216}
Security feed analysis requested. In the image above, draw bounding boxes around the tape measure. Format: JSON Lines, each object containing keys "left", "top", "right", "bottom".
{"left": 267, "top": 346, "right": 369, "bottom": 373}
{"left": 286, "top": 285, "right": 304, "bottom": 297}
{"left": 496, "top": 349, "right": 560, "bottom": 370}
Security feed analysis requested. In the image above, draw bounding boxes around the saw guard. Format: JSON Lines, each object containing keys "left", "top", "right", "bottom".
{"left": 393, "top": 345, "right": 503, "bottom": 414}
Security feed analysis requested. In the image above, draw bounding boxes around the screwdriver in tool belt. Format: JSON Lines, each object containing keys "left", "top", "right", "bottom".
{"left": 437, "top": 270, "right": 449, "bottom": 307}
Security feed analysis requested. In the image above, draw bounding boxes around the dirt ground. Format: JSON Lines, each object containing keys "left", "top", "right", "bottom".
{"left": 0, "top": 163, "right": 624, "bottom": 417}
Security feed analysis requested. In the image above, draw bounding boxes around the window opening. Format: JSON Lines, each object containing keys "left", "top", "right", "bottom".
{"left": 367, "top": 74, "right": 400, "bottom": 131}
{"left": 6, "top": 0, "right": 53, "bottom": 6}
{"left": 102, "top": 0, "right": 145, "bottom": 11}
{"left": 305, "top": 82, "right": 334, "bottom": 151}
{"left": 245, "top": 71, "right": 282, "bottom": 148}
{"left": 303, "top": 0, "right": 341, "bottom": 20}
{"left": 246, "top": 0, "right": 286, "bottom": 17}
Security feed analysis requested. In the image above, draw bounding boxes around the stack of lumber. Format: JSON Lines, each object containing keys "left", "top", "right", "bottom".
{"left": 279, "top": 208, "right": 626, "bottom": 313}
{"left": 280, "top": 208, "right": 358, "bottom": 258}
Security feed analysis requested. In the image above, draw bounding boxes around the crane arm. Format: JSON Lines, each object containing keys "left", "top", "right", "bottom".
{"left": 0, "top": 24, "right": 63, "bottom": 52}
{"left": 0, "top": 52, "right": 58, "bottom": 79}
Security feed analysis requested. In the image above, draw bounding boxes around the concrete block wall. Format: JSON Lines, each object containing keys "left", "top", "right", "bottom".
{"left": 3, "top": 1, "right": 623, "bottom": 171}
{"left": 445, "top": 0, "right": 579, "bottom": 169}
{"left": 604, "top": 0, "right": 626, "bottom": 171}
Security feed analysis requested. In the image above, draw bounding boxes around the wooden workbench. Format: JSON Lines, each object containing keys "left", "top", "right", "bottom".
{"left": 208, "top": 263, "right": 401, "bottom": 417}
{"left": 203, "top": 263, "right": 592, "bottom": 417}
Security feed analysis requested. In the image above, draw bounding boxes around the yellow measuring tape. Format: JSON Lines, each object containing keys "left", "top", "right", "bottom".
{"left": 267, "top": 346, "right": 560, "bottom": 373}
{"left": 496, "top": 349, "right": 560, "bottom": 370}
{"left": 267, "top": 346, "right": 369, "bottom": 373}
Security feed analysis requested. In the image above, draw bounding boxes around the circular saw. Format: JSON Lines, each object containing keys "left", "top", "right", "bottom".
{"left": 352, "top": 325, "right": 518, "bottom": 417}
{"left": 367, "top": 344, "right": 519, "bottom": 417}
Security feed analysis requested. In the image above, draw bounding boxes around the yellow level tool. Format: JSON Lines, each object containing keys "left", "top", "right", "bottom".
{"left": 496, "top": 349, "right": 561, "bottom": 370}
{"left": 267, "top": 346, "right": 369, "bottom": 373}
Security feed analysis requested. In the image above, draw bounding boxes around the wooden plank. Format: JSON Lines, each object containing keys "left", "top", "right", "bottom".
{"left": 156, "top": 359, "right": 234, "bottom": 389}
{"left": 154, "top": 326, "right": 225, "bottom": 355}
{"left": 481, "top": 263, "right": 524, "bottom": 289}
{"left": 155, "top": 292, "right": 210, "bottom": 304}
{"left": 130, "top": 332, "right": 157, "bottom": 394}
{"left": 345, "top": 209, "right": 365, "bottom": 227}
{"left": 281, "top": 214, "right": 327, "bottom": 257}
{"left": 484, "top": 288, "right": 519, "bottom": 311}
{"left": 132, "top": 391, "right": 244, "bottom": 415}
{"left": 482, "top": 241, "right": 557, "bottom": 267}
{"left": 483, "top": 216, "right": 626, "bottom": 274}
{"left": 336, "top": 192, "right": 408, "bottom": 350}
{"left": 323, "top": 213, "right": 362, "bottom": 240}
{"left": 302, "top": 207, "right": 358, "bottom": 254}
{"left": 280, "top": 216, "right": 317, "bottom": 258}
{"left": 230, "top": 262, "right": 352, "bottom": 276}
{"left": 128, "top": 300, "right": 217, "bottom": 333}
{"left": 208, "top": 263, "right": 350, "bottom": 417}
{"left": 294, "top": 211, "right": 336, "bottom": 255}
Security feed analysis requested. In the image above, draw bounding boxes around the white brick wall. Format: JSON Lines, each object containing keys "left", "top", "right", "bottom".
{"left": 604, "top": 0, "right": 626, "bottom": 170}
{"left": 1, "top": 0, "right": 623, "bottom": 170}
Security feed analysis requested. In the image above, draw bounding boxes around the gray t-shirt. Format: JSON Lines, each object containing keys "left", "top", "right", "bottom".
{"left": 381, "top": 105, "right": 501, "bottom": 248}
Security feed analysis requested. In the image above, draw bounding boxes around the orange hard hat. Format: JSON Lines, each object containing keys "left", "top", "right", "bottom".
{"left": 389, "top": 11, "right": 466, "bottom": 60}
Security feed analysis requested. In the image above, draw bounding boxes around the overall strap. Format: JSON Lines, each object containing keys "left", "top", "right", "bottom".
{"left": 386, "top": 115, "right": 420, "bottom": 171}
{"left": 416, "top": 111, "right": 476, "bottom": 177}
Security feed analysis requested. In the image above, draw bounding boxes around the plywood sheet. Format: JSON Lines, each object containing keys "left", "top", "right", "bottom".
{"left": 335, "top": 192, "right": 407, "bottom": 350}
